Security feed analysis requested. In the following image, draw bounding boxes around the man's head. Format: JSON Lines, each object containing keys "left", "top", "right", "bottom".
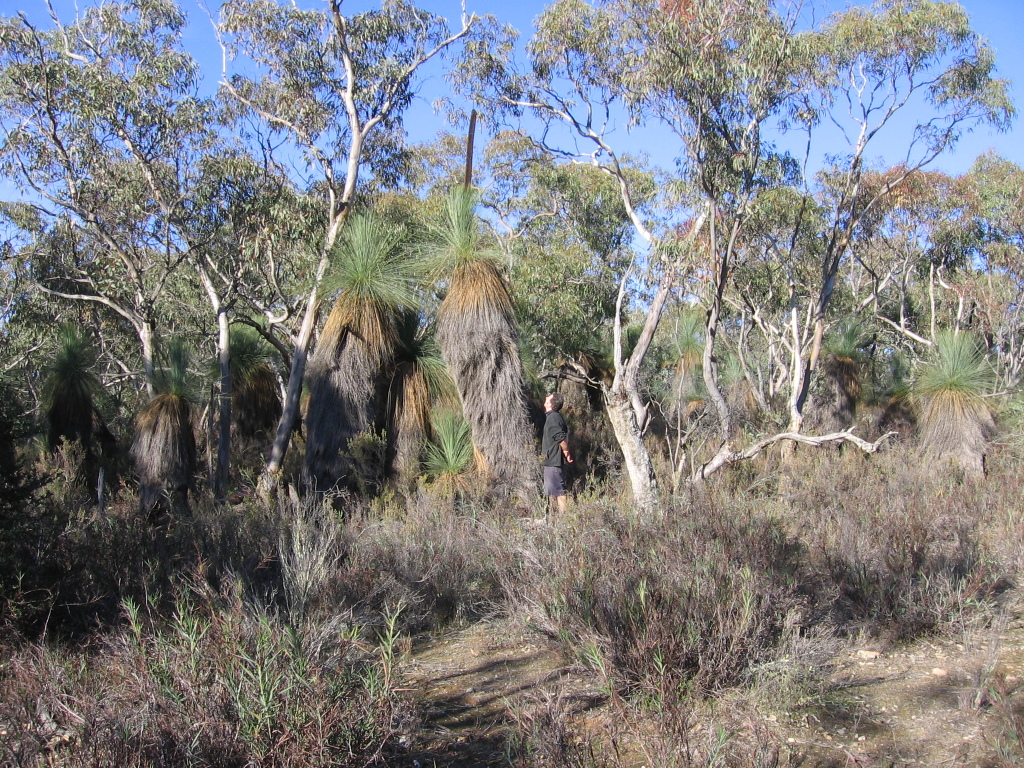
{"left": 544, "top": 393, "right": 564, "bottom": 413}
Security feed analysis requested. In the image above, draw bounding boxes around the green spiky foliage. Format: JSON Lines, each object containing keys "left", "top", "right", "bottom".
{"left": 152, "top": 339, "right": 196, "bottom": 401}
{"left": 133, "top": 340, "right": 197, "bottom": 519}
{"left": 820, "top": 320, "right": 871, "bottom": 429}
{"left": 911, "top": 331, "right": 995, "bottom": 478}
{"left": 425, "top": 188, "right": 537, "bottom": 501}
{"left": 422, "top": 407, "right": 473, "bottom": 496}
{"left": 385, "top": 311, "right": 456, "bottom": 485}
{"left": 42, "top": 324, "right": 101, "bottom": 452}
{"left": 665, "top": 309, "right": 706, "bottom": 422}
{"left": 304, "top": 213, "right": 421, "bottom": 493}
{"left": 879, "top": 351, "right": 916, "bottom": 438}
{"left": 227, "top": 326, "right": 282, "bottom": 442}
{"left": 674, "top": 309, "right": 705, "bottom": 377}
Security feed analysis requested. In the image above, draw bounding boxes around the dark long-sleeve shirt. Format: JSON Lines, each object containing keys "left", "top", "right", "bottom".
{"left": 542, "top": 411, "right": 569, "bottom": 467}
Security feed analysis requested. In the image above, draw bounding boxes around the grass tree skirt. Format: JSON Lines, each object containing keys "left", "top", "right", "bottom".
{"left": 303, "top": 337, "right": 385, "bottom": 495}
{"left": 438, "top": 316, "right": 539, "bottom": 504}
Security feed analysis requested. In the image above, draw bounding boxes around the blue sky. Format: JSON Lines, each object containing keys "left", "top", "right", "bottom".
{"left": 21, "top": 0, "right": 1024, "bottom": 178}
{"left": 411, "top": 0, "right": 1024, "bottom": 176}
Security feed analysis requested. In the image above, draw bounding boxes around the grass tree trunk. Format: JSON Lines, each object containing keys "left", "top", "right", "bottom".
{"left": 387, "top": 363, "right": 430, "bottom": 486}
{"left": 436, "top": 284, "right": 538, "bottom": 503}
{"left": 134, "top": 395, "right": 197, "bottom": 521}
{"left": 303, "top": 328, "right": 385, "bottom": 493}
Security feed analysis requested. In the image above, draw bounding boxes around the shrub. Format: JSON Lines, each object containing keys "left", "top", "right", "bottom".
{"left": 517, "top": 497, "right": 807, "bottom": 699}
{"left": 333, "top": 495, "right": 522, "bottom": 633}
{"left": 781, "top": 450, "right": 1005, "bottom": 640}
{"left": 0, "top": 588, "right": 412, "bottom": 767}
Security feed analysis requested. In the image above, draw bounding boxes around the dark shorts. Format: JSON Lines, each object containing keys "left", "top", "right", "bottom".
{"left": 544, "top": 466, "right": 566, "bottom": 497}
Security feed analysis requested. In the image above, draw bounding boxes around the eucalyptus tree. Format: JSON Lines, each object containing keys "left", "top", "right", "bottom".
{"left": 462, "top": 0, "right": 798, "bottom": 509}
{"left": 216, "top": 0, "right": 485, "bottom": 492}
{"left": 505, "top": 154, "right": 640, "bottom": 368}
{"left": 460, "top": 0, "right": 1012, "bottom": 500}
{"left": 0, "top": 0, "right": 217, "bottom": 396}
{"left": 958, "top": 153, "right": 1024, "bottom": 389}
{"left": 778, "top": 0, "right": 1014, "bottom": 438}
{"left": 183, "top": 151, "right": 296, "bottom": 499}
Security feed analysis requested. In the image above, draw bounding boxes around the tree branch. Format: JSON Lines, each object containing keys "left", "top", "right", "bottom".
{"left": 692, "top": 428, "right": 897, "bottom": 483}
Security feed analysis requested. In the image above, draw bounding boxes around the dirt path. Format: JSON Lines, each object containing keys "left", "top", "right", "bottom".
{"left": 399, "top": 619, "right": 578, "bottom": 766}
{"left": 397, "top": 606, "right": 1024, "bottom": 767}
{"left": 782, "top": 609, "right": 1024, "bottom": 767}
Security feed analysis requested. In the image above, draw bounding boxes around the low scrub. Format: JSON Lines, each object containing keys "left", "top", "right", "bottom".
{"left": 333, "top": 493, "right": 523, "bottom": 633}
{"left": 0, "top": 587, "right": 412, "bottom": 767}
{"left": 518, "top": 501, "right": 806, "bottom": 698}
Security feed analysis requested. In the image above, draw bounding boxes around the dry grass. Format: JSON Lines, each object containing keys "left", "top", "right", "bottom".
{"left": 501, "top": 448, "right": 1021, "bottom": 765}
{"left": 0, "top": 588, "right": 412, "bottom": 767}
{"left": 4, "top": 440, "right": 1024, "bottom": 766}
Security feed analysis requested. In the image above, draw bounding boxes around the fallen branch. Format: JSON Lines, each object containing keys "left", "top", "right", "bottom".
{"left": 692, "top": 428, "right": 898, "bottom": 483}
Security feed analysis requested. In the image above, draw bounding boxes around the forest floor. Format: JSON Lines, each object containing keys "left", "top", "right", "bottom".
{"left": 397, "top": 593, "right": 1024, "bottom": 767}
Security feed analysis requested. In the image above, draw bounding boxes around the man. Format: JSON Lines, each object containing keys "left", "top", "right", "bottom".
{"left": 542, "top": 392, "right": 573, "bottom": 515}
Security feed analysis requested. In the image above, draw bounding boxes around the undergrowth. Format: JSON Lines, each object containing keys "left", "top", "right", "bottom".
{"left": 0, "top": 583, "right": 412, "bottom": 767}
{"left": 1, "top": 445, "right": 1021, "bottom": 766}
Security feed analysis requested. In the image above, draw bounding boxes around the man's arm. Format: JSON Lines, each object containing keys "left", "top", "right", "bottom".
{"left": 557, "top": 415, "right": 573, "bottom": 463}
{"left": 559, "top": 437, "right": 573, "bottom": 463}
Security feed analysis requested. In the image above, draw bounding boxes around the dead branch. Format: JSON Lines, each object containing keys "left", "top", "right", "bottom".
{"left": 691, "top": 428, "right": 897, "bottom": 483}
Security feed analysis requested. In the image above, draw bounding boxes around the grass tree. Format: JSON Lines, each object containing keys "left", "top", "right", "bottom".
{"left": 667, "top": 309, "right": 705, "bottom": 420}
{"left": 42, "top": 323, "right": 115, "bottom": 499}
{"left": 424, "top": 188, "right": 538, "bottom": 502}
{"left": 133, "top": 340, "right": 197, "bottom": 520}
{"left": 217, "top": 1, "right": 480, "bottom": 494}
{"left": 43, "top": 324, "right": 102, "bottom": 454}
{"left": 385, "top": 312, "right": 455, "bottom": 486}
{"left": 911, "top": 331, "right": 995, "bottom": 478}
{"left": 422, "top": 407, "right": 474, "bottom": 500}
{"left": 228, "top": 326, "right": 282, "bottom": 445}
{"left": 304, "top": 214, "right": 420, "bottom": 494}
{"left": 819, "top": 321, "right": 871, "bottom": 431}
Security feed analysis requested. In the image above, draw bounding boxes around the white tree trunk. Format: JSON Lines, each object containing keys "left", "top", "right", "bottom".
{"left": 604, "top": 392, "right": 659, "bottom": 515}
{"left": 214, "top": 308, "right": 232, "bottom": 500}
{"left": 141, "top": 321, "right": 157, "bottom": 399}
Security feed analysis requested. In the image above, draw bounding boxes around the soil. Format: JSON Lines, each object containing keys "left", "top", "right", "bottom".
{"left": 399, "top": 618, "right": 589, "bottom": 766}
{"left": 396, "top": 598, "right": 1024, "bottom": 767}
